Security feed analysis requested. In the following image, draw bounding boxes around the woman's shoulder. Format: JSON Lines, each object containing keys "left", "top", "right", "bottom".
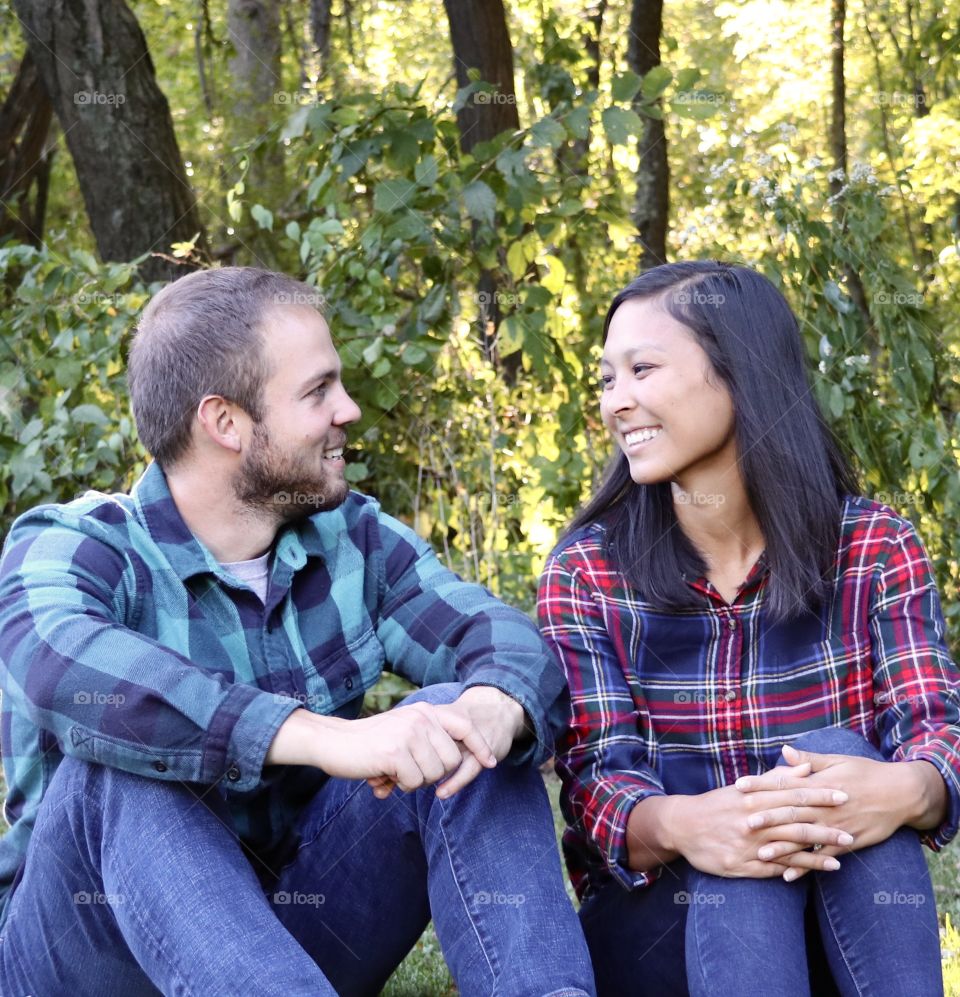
{"left": 546, "top": 520, "right": 613, "bottom": 570}
{"left": 838, "top": 494, "right": 925, "bottom": 558}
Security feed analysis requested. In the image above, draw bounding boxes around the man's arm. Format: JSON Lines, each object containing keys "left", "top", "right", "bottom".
{"left": 367, "top": 502, "right": 565, "bottom": 767}
{"left": 0, "top": 514, "right": 298, "bottom": 790}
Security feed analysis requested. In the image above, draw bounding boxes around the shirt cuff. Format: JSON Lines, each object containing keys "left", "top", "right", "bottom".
{"left": 462, "top": 674, "right": 552, "bottom": 767}
{"left": 899, "top": 745, "right": 960, "bottom": 849}
{"left": 205, "top": 684, "right": 302, "bottom": 791}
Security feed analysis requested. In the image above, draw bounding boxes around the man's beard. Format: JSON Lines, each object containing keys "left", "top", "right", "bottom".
{"left": 233, "top": 421, "right": 349, "bottom": 521}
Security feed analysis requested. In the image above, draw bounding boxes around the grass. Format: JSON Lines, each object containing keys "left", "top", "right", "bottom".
{"left": 384, "top": 772, "right": 960, "bottom": 996}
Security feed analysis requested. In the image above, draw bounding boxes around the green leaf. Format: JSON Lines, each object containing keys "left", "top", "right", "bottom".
{"left": 499, "top": 316, "right": 524, "bottom": 357}
{"left": 414, "top": 155, "right": 439, "bottom": 187}
{"left": 530, "top": 117, "right": 567, "bottom": 149}
{"left": 463, "top": 180, "right": 497, "bottom": 227}
{"left": 640, "top": 66, "right": 673, "bottom": 101}
{"left": 611, "top": 70, "right": 643, "bottom": 103}
{"left": 563, "top": 105, "right": 591, "bottom": 141}
{"left": 675, "top": 67, "right": 703, "bottom": 90}
{"left": 251, "top": 204, "right": 274, "bottom": 230}
{"left": 507, "top": 242, "right": 528, "bottom": 280}
{"left": 823, "top": 280, "right": 854, "bottom": 315}
{"left": 72, "top": 404, "right": 110, "bottom": 427}
{"left": 401, "top": 344, "right": 428, "bottom": 365}
{"left": 344, "top": 462, "right": 368, "bottom": 482}
{"left": 601, "top": 106, "right": 644, "bottom": 145}
{"left": 374, "top": 179, "right": 418, "bottom": 214}
{"left": 540, "top": 255, "right": 566, "bottom": 296}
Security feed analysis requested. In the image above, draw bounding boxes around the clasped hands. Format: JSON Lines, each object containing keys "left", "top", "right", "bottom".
{"left": 358, "top": 685, "right": 527, "bottom": 800}
{"left": 672, "top": 746, "right": 907, "bottom": 882}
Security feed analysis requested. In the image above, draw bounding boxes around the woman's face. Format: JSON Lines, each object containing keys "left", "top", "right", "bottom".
{"left": 600, "top": 296, "right": 738, "bottom": 490}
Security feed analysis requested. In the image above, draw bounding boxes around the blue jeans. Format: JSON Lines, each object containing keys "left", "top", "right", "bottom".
{"left": 0, "top": 683, "right": 595, "bottom": 996}
{"left": 579, "top": 727, "right": 942, "bottom": 996}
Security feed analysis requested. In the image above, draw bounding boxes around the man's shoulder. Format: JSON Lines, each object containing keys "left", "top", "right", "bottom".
{"left": 5, "top": 488, "right": 142, "bottom": 563}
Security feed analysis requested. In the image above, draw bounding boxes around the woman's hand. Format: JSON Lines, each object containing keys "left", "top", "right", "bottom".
{"left": 657, "top": 761, "right": 853, "bottom": 878}
{"left": 735, "top": 744, "right": 946, "bottom": 881}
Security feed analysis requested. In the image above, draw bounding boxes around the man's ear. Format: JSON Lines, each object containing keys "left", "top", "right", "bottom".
{"left": 196, "top": 395, "right": 246, "bottom": 454}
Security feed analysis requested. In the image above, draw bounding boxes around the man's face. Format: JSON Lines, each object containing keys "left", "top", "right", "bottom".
{"left": 233, "top": 305, "right": 361, "bottom": 521}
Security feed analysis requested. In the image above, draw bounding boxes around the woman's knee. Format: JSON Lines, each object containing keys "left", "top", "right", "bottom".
{"left": 783, "top": 726, "right": 883, "bottom": 761}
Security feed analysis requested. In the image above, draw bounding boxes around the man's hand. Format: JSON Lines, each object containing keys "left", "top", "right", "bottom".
{"left": 366, "top": 686, "right": 527, "bottom": 800}
{"left": 265, "top": 702, "right": 496, "bottom": 796}
{"left": 737, "top": 744, "right": 947, "bottom": 881}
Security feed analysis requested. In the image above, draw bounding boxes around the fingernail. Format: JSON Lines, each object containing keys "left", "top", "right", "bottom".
{"left": 747, "top": 814, "right": 763, "bottom": 829}
{"left": 832, "top": 791, "right": 848, "bottom": 803}
{"left": 838, "top": 832, "right": 854, "bottom": 846}
{"left": 824, "top": 858, "right": 841, "bottom": 871}
{"left": 783, "top": 868, "right": 800, "bottom": 882}
{"left": 758, "top": 846, "right": 774, "bottom": 859}
{"left": 735, "top": 777, "right": 750, "bottom": 790}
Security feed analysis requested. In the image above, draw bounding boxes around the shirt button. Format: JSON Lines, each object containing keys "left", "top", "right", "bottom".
{"left": 226, "top": 764, "right": 241, "bottom": 782}
{"left": 728, "top": 618, "right": 737, "bottom": 630}
{"left": 345, "top": 677, "right": 354, "bottom": 691}
{"left": 152, "top": 760, "right": 168, "bottom": 773}
{"left": 724, "top": 689, "right": 737, "bottom": 702}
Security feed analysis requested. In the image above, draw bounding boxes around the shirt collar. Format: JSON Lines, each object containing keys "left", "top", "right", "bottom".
{"left": 131, "top": 461, "right": 324, "bottom": 583}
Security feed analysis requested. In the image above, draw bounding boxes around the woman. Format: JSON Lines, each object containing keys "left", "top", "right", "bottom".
{"left": 538, "top": 261, "right": 960, "bottom": 996}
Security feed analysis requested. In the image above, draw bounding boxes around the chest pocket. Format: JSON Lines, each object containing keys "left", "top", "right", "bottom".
{"left": 301, "top": 628, "right": 386, "bottom": 714}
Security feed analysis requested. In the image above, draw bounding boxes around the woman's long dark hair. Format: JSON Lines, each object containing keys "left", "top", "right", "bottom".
{"left": 568, "top": 261, "right": 859, "bottom": 621}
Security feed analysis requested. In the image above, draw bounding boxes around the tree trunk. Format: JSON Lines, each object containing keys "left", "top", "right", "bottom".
{"left": 443, "top": 0, "right": 520, "bottom": 375}
{"left": 829, "top": 0, "right": 873, "bottom": 341}
{"left": 12, "top": 0, "right": 207, "bottom": 281}
{"left": 227, "top": 0, "right": 283, "bottom": 201}
{"left": 0, "top": 49, "right": 54, "bottom": 247}
{"left": 310, "top": 0, "right": 333, "bottom": 72}
{"left": 443, "top": 0, "right": 520, "bottom": 151}
{"left": 628, "top": 0, "right": 669, "bottom": 268}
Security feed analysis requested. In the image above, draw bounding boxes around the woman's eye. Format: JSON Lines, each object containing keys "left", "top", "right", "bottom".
{"left": 311, "top": 384, "right": 327, "bottom": 398}
{"left": 633, "top": 364, "right": 652, "bottom": 376}
{"left": 598, "top": 375, "right": 613, "bottom": 390}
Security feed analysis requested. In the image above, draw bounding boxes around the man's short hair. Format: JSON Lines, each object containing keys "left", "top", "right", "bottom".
{"left": 127, "top": 267, "right": 325, "bottom": 468}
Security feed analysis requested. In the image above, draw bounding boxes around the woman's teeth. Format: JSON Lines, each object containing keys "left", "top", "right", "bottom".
{"left": 624, "top": 427, "right": 662, "bottom": 445}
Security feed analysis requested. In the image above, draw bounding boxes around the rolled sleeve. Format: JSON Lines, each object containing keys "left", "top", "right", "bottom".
{"left": 870, "top": 519, "right": 960, "bottom": 848}
{"left": 539, "top": 552, "right": 665, "bottom": 892}
{"left": 372, "top": 504, "right": 565, "bottom": 765}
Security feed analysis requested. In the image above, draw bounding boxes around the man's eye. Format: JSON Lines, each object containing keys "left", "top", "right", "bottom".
{"left": 311, "top": 384, "right": 327, "bottom": 397}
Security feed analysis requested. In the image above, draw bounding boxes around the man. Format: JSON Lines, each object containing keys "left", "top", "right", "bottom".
{"left": 0, "top": 268, "right": 594, "bottom": 996}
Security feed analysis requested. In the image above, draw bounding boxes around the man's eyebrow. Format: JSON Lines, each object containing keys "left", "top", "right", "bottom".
{"left": 297, "top": 368, "right": 340, "bottom": 392}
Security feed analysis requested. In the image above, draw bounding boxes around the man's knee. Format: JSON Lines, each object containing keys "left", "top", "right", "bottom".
{"left": 397, "top": 681, "right": 463, "bottom": 708}
{"left": 785, "top": 725, "right": 882, "bottom": 760}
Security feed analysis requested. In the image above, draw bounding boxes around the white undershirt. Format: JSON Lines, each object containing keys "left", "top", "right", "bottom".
{"left": 220, "top": 551, "right": 271, "bottom": 603}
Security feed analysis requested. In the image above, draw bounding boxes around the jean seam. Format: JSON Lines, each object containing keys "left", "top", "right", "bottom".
{"left": 110, "top": 847, "right": 197, "bottom": 997}
{"left": 814, "top": 875, "right": 866, "bottom": 997}
{"left": 277, "top": 778, "right": 369, "bottom": 881}
{"left": 436, "top": 796, "right": 499, "bottom": 991}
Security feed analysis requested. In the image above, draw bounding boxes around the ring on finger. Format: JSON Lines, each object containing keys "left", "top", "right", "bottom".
{"left": 811, "top": 843, "right": 823, "bottom": 853}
